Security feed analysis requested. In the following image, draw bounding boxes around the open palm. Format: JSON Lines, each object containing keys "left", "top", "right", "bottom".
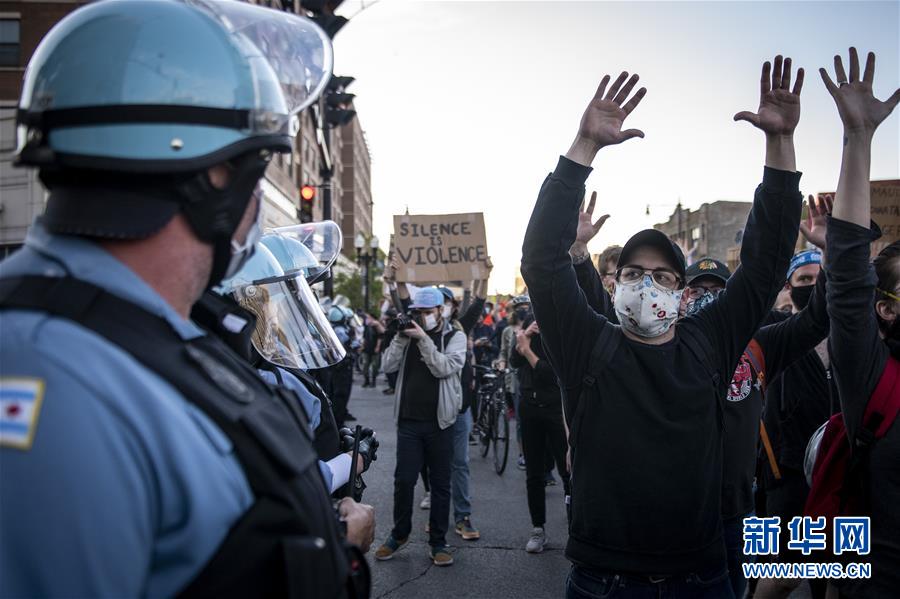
{"left": 577, "top": 72, "right": 647, "bottom": 149}
{"left": 576, "top": 191, "right": 610, "bottom": 245}
{"left": 820, "top": 48, "right": 900, "bottom": 136}
{"left": 735, "top": 55, "right": 804, "bottom": 135}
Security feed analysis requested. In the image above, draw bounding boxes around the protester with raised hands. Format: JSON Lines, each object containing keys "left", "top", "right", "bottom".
{"left": 815, "top": 47, "right": 900, "bottom": 597}
{"left": 571, "top": 192, "right": 834, "bottom": 599}
{"left": 522, "top": 56, "right": 804, "bottom": 597}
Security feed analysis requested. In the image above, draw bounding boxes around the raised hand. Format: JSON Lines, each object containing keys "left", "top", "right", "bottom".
{"left": 567, "top": 71, "right": 647, "bottom": 166}
{"left": 819, "top": 48, "right": 900, "bottom": 137}
{"left": 576, "top": 191, "right": 611, "bottom": 245}
{"left": 799, "top": 194, "right": 832, "bottom": 250}
{"left": 735, "top": 55, "right": 804, "bottom": 136}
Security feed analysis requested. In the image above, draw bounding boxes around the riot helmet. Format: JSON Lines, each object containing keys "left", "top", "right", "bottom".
{"left": 220, "top": 244, "right": 346, "bottom": 370}
{"left": 15, "top": 0, "right": 333, "bottom": 287}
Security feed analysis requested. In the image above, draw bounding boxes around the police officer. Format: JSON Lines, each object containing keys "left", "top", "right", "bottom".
{"left": 323, "top": 306, "right": 358, "bottom": 427}
{"left": 0, "top": 1, "right": 372, "bottom": 596}
{"left": 193, "top": 236, "right": 379, "bottom": 500}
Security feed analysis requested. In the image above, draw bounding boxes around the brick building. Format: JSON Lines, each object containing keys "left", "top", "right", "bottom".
{"left": 653, "top": 201, "right": 752, "bottom": 271}
{"left": 0, "top": 1, "right": 85, "bottom": 256}
{"left": 339, "top": 106, "right": 373, "bottom": 259}
{"left": 0, "top": 0, "right": 372, "bottom": 268}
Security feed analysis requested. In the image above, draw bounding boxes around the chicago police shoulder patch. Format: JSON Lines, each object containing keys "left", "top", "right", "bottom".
{"left": 0, "top": 377, "right": 46, "bottom": 450}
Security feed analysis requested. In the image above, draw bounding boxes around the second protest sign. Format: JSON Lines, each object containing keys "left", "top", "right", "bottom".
{"left": 392, "top": 212, "right": 488, "bottom": 283}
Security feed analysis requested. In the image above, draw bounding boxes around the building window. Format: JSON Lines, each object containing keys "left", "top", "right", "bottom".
{"left": 0, "top": 18, "right": 20, "bottom": 67}
{"left": 691, "top": 226, "right": 702, "bottom": 243}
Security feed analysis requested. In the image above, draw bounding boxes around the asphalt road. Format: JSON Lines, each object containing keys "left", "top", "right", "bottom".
{"left": 348, "top": 372, "right": 812, "bottom": 599}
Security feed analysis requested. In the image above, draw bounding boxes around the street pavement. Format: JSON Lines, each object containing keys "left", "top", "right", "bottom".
{"left": 347, "top": 371, "right": 812, "bottom": 599}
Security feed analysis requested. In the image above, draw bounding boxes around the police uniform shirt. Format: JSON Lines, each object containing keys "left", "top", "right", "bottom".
{"left": 256, "top": 367, "right": 352, "bottom": 494}
{"left": 0, "top": 222, "right": 254, "bottom": 598}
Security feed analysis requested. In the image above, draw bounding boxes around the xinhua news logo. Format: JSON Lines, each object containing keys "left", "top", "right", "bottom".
{"left": 740, "top": 516, "right": 872, "bottom": 580}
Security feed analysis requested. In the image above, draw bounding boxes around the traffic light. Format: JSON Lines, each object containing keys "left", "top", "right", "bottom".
{"left": 300, "top": 0, "right": 348, "bottom": 38}
{"left": 324, "top": 77, "right": 356, "bottom": 127}
{"left": 300, "top": 185, "right": 315, "bottom": 223}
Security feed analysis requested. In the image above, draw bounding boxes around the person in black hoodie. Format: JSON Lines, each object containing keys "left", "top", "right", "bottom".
{"left": 819, "top": 47, "right": 900, "bottom": 598}
{"left": 510, "top": 316, "right": 570, "bottom": 554}
{"left": 522, "top": 56, "right": 804, "bottom": 598}
{"left": 572, "top": 203, "right": 833, "bottom": 599}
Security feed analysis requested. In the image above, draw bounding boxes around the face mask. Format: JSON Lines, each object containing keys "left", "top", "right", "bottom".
{"left": 223, "top": 199, "right": 263, "bottom": 281}
{"left": 515, "top": 308, "right": 531, "bottom": 322}
{"left": 790, "top": 284, "right": 814, "bottom": 310}
{"left": 613, "top": 275, "right": 683, "bottom": 338}
{"left": 422, "top": 314, "right": 439, "bottom": 331}
{"left": 685, "top": 289, "right": 722, "bottom": 317}
{"left": 441, "top": 304, "right": 453, "bottom": 319}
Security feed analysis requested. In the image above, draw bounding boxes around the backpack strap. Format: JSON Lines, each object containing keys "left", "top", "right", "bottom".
{"left": 759, "top": 420, "right": 782, "bottom": 480}
{"left": 745, "top": 338, "right": 767, "bottom": 393}
{"left": 742, "top": 338, "right": 782, "bottom": 479}
{"left": 838, "top": 356, "right": 900, "bottom": 513}
{"left": 864, "top": 356, "right": 900, "bottom": 439}
{"left": 677, "top": 323, "right": 725, "bottom": 432}
{"left": 569, "top": 326, "right": 621, "bottom": 447}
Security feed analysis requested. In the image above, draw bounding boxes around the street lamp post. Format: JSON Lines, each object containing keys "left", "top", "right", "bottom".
{"left": 354, "top": 233, "right": 379, "bottom": 313}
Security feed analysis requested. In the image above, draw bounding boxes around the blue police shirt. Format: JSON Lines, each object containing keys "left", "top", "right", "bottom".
{"left": 256, "top": 368, "right": 341, "bottom": 489}
{"left": 0, "top": 222, "right": 254, "bottom": 598}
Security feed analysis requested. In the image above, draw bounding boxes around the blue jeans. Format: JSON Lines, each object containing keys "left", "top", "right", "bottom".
{"left": 724, "top": 511, "right": 754, "bottom": 599}
{"left": 451, "top": 410, "right": 472, "bottom": 522}
{"left": 566, "top": 565, "right": 734, "bottom": 599}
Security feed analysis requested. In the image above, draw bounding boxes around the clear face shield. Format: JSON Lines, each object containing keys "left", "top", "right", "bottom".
{"left": 186, "top": 0, "right": 334, "bottom": 131}
{"left": 269, "top": 221, "right": 343, "bottom": 284}
{"left": 232, "top": 270, "right": 346, "bottom": 370}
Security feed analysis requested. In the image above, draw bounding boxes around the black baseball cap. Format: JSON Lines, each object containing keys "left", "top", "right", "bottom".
{"left": 685, "top": 257, "right": 732, "bottom": 286}
{"left": 617, "top": 229, "right": 687, "bottom": 283}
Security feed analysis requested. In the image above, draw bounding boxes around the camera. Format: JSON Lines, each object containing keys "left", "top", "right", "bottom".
{"left": 396, "top": 314, "right": 416, "bottom": 331}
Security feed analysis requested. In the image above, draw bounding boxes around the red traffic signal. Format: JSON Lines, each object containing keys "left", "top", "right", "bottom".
{"left": 300, "top": 185, "right": 316, "bottom": 201}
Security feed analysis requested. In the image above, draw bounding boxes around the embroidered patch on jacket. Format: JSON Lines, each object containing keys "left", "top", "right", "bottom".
{"left": 0, "top": 378, "right": 46, "bottom": 450}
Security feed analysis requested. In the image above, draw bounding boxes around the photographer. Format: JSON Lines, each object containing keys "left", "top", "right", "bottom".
{"left": 375, "top": 287, "right": 466, "bottom": 567}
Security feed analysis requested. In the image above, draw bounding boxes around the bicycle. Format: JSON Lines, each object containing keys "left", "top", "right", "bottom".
{"left": 474, "top": 365, "right": 510, "bottom": 475}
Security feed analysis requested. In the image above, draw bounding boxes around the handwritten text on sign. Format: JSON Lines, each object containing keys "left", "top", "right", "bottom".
{"left": 393, "top": 213, "right": 489, "bottom": 283}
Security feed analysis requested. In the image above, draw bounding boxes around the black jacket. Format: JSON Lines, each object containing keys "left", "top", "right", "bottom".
{"left": 826, "top": 217, "right": 900, "bottom": 597}
{"left": 521, "top": 156, "right": 801, "bottom": 575}
{"left": 509, "top": 322, "right": 562, "bottom": 408}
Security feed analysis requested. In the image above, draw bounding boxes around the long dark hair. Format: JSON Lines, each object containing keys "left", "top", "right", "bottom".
{"left": 874, "top": 240, "right": 900, "bottom": 336}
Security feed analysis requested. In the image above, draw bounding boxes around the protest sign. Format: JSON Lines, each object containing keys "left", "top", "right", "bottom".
{"left": 392, "top": 213, "right": 489, "bottom": 283}
{"left": 818, "top": 180, "right": 899, "bottom": 256}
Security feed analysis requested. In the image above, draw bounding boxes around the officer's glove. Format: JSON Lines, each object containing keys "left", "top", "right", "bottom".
{"left": 357, "top": 428, "right": 379, "bottom": 474}
{"left": 339, "top": 427, "right": 355, "bottom": 453}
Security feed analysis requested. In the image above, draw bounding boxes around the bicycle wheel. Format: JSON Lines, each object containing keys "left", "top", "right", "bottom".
{"left": 492, "top": 396, "right": 510, "bottom": 475}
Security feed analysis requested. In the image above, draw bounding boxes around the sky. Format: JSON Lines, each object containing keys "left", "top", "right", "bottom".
{"left": 332, "top": 0, "right": 900, "bottom": 294}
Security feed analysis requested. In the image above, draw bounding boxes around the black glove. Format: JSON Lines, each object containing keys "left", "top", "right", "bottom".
{"left": 339, "top": 427, "right": 355, "bottom": 453}
{"left": 357, "top": 428, "right": 379, "bottom": 474}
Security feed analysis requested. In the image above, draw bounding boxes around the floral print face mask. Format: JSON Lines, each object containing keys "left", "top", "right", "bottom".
{"left": 613, "top": 275, "right": 683, "bottom": 338}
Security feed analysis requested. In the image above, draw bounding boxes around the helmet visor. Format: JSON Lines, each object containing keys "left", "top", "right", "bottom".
{"left": 271, "top": 220, "right": 343, "bottom": 283}
{"left": 188, "top": 0, "right": 333, "bottom": 117}
{"left": 233, "top": 272, "right": 346, "bottom": 370}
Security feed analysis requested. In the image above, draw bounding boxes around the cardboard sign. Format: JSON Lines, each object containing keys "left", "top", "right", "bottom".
{"left": 392, "top": 213, "right": 488, "bottom": 283}
{"left": 818, "top": 180, "right": 899, "bottom": 256}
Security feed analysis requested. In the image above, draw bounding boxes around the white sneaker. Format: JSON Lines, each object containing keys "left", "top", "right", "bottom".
{"left": 419, "top": 492, "right": 431, "bottom": 510}
{"left": 525, "top": 527, "right": 547, "bottom": 553}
